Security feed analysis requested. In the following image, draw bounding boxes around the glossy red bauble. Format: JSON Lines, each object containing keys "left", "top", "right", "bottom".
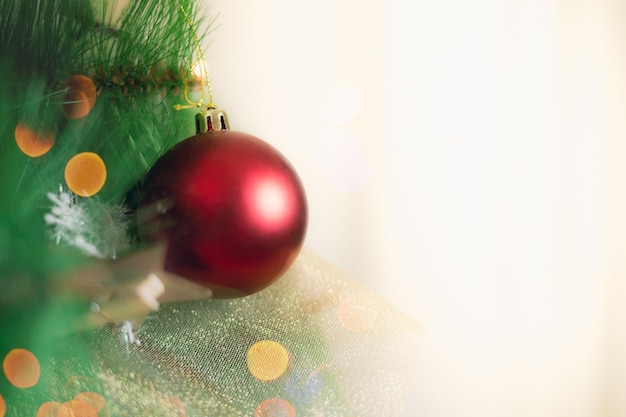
{"left": 137, "top": 130, "right": 308, "bottom": 298}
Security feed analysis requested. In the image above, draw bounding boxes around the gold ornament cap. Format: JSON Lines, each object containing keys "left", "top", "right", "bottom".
{"left": 196, "top": 107, "right": 229, "bottom": 133}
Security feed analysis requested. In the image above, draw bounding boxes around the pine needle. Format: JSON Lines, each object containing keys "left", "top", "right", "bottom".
{"left": 0, "top": 0, "right": 211, "bottom": 277}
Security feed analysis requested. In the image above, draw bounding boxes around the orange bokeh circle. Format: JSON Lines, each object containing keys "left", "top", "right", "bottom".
{"left": 254, "top": 398, "right": 296, "bottom": 417}
{"left": 74, "top": 392, "right": 105, "bottom": 412}
{"left": 57, "top": 400, "right": 98, "bottom": 417}
{"left": 3, "top": 348, "right": 41, "bottom": 388}
{"left": 14, "top": 122, "right": 54, "bottom": 157}
{"left": 36, "top": 401, "right": 62, "bottom": 417}
{"left": 63, "top": 75, "right": 97, "bottom": 119}
{"left": 62, "top": 89, "right": 91, "bottom": 120}
{"left": 64, "top": 152, "right": 107, "bottom": 197}
{"left": 67, "top": 75, "right": 96, "bottom": 109}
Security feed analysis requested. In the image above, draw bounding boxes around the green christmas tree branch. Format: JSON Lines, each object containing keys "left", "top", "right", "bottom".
{"left": 0, "top": 0, "right": 211, "bottom": 352}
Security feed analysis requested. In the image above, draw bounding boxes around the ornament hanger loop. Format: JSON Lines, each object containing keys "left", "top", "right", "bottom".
{"left": 175, "top": 4, "right": 214, "bottom": 110}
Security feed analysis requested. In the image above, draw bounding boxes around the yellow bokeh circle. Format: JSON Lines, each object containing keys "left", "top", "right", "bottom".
{"left": 3, "top": 348, "right": 40, "bottom": 388}
{"left": 0, "top": 393, "right": 5, "bottom": 417}
{"left": 246, "top": 340, "right": 290, "bottom": 382}
{"left": 64, "top": 152, "right": 107, "bottom": 197}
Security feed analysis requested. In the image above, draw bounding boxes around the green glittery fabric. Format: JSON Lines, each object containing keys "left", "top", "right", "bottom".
{"left": 12, "top": 251, "right": 420, "bottom": 417}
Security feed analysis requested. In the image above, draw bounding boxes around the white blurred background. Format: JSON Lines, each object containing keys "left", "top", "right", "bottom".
{"left": 204, "top": 1, "right": 626, "bottom": 416}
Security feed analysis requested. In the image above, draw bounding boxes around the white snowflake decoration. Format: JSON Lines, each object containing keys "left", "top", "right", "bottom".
{"left": 45, "top": 185, "right": 130, "bottom": 259}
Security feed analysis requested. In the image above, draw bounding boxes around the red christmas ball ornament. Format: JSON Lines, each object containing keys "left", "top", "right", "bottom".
{"left": 137, "top": 109, "right": 307, "bottom": 298}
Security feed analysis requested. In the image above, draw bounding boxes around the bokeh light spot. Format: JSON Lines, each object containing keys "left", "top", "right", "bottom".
{"left": 246, "top": 340, "right": 291, "bottom": 382}
{"left": 36, "top": 401, "right": 62, "bottom": 417}
{"left": 67, "top": 75, "right": 96, "bottom": 109}
{"left": 74, "top": 392, "right": 105, "bottom": 412}
{"left": 159, "top": 394, "right": 186, "bottom": 417}
{"left": 337, "top": 293, "right": 376, "bottom": 332}
{"left": 63, "top": 75, "right": 96, "bottom": 119}
{"left": 57, "top": 400, "right": 98, "bottom": 417}
{"left": 14, "top": 122, "right": 55, "bottom": 157}
{"left": 3, "top": 348, "right": 40, "bottom": 388}
{"left": 62, "top": 90, "right": 92, "bottom": 120}
{"left": 0, "top": 393, "right": 6, "bottom": 417}
{"left": 284, "top": 365, "right": 327, "bottom": 404}
{"left": 64, "top": 152, "right": 107, "bottom": 197}
{"left": 254, "top": 398, "right": 296, "bottom": 417}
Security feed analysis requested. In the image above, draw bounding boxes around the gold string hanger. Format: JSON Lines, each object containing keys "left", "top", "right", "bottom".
{"left": 174, "top": 4, "right": 214, "bottom": 111}
{"left": 174, "top": 5, "right": 230, "bottom": 134}
{"left": 175, "top": 5, "right": 229, "bottom": 133}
